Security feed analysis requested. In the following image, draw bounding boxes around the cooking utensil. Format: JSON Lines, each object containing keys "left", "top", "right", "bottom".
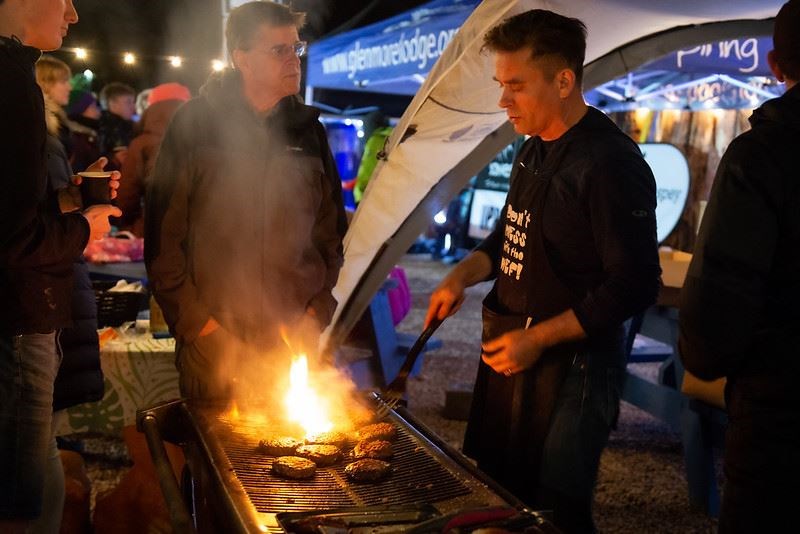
{"left": 376, "top": 317, "right": 444, "bottom": 416}
{"left": 276, "top": 504, "right": 439, "bottom": 533}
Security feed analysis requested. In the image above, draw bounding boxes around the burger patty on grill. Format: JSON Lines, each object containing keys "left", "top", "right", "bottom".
{"left": 295, "top": 444, "right": 342, "bottom": 466}
{"left": 353, "top": 439, "right": 393, "bottom": 460}
{"left": 345, "top": 459, "right": 391, "bottom": 482}
{"left": 271, "top": 456, "right": 316, "bottom": 479}
{"left": 358, "top": 422, "right": 397, "bottom": 442}
{"left": 256, "top": 437, "right": 301, "bottom": 456}
{"left": 305, "top": 431, "right": 349, "bottom": 449}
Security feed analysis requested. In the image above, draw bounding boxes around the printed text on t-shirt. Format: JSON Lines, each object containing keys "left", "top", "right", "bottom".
{"left": 500, "top": 203, "right": 531, "bottom": 280}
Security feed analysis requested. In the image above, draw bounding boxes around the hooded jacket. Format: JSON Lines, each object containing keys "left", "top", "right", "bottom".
{"left": 0, "top": 36, "right": 89, "bottom": 335}
{"left": 117, "top": 99, "right": 185, "bottom": 236}
{"left": 680, "top": 84, "right": 800, "bottom": 381}
{"left": 43, "top": 95, "right": 104, "bottom": 410}
{"left": 145, "top": 71, "right": 346, "bottom": 345}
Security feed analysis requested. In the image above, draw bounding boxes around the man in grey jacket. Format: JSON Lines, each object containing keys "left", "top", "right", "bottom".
{"left": 145, "top": 1, "right": 346, "bottom": 401}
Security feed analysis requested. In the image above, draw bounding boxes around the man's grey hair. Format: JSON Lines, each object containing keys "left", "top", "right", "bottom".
{"left": 226, "top": 1, "right": 306, "bottom": 52}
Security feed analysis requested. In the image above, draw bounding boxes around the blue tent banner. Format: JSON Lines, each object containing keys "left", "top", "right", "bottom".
{"left": 585, "top": 35, "right": 782, "bottom": 111}
{"left": 642, "top": 36, "right": 772, "bottom": 76}
{"left": 307, "top": 0, "right": 480, "bottom": 95}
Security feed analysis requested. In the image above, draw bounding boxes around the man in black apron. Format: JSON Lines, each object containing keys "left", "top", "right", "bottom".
{"left": 425, "top": 10, "right": 660, "bottom": 533}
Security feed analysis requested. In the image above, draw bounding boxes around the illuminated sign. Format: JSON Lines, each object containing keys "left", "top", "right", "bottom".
{"left": 639, "top": 143, "right": 690, "bottom": 243}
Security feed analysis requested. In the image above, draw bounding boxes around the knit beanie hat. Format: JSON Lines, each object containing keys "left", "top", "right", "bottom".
{"left": 67, "top": 90, "right": 97, "bottom": 117}
{"left": 147, "top": 82, "right": 192, "bottom": 106}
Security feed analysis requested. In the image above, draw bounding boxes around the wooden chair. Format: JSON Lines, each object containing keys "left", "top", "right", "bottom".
{"left": 621, "top": 302, "right": 726, "bottom": 516}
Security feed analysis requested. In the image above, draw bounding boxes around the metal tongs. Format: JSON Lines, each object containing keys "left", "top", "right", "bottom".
{"left": 404, "top": 506, "right": 554, "bottom": 533}
{"left": 376, "top": 317, "right": 444, "bottom": 416}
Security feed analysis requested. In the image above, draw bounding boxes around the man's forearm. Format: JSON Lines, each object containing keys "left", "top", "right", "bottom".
{"left": 448, "top": 249, "right": 494, "bottom": 288}
{"left": 529, "top": 309, "right": 587, "bottom": 351}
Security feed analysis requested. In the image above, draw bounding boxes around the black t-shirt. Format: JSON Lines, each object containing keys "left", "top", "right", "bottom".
{"left": 476, "top": 107, "right": 661, "bottom": 338}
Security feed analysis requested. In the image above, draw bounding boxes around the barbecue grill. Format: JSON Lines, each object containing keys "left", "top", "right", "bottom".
{"left": 138, "top": 396, "right": 556, "bottom": 533}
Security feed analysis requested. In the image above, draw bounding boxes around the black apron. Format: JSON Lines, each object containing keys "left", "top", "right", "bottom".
{"left": 463, "top": 140, "right": 580, "bottom": 505}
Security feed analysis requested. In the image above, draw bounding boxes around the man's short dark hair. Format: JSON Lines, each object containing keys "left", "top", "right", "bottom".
{"left": 774, "top": 0, "right": 800, "bottom": 81}
{"left": 226, "top": 1, "right": 306, "bottom": 52}
{"left": 483, "top": 10, "right": 587, "bottom": 84}
{"left": 100, "top": 82, "right": 135, "bottom": 108}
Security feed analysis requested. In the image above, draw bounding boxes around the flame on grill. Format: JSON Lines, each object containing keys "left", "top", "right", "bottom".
{"left": 229, "top": 402, "right": 240, "bottom": 421}
{"left": 219, "top": 326, "right": 361, "bottom": 437}
{"left": 284, "top": 353, "right": 333, "bottom": 437}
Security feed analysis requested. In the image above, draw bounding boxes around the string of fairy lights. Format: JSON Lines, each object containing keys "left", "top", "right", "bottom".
{"left": 65, "top": 46, "right": 227, "bottom": 72}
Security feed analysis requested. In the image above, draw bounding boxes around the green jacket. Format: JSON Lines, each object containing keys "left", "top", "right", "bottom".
{"left": 354, "top": 126, "right": 393, "bottom": 203}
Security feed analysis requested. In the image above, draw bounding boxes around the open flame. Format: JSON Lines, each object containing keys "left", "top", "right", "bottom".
{"left": 284, "top": 354, "right": 333, "bottom": 437}
{"left": 229, "top": 401, "right": 240, "bottom": 421}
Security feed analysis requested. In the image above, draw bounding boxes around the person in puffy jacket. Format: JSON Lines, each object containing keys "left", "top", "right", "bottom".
{"left": 36, "top": 56, "right": 105, "bottom": 415}
{"left": 35, "top": 53, "right": 105, "bottom": 534}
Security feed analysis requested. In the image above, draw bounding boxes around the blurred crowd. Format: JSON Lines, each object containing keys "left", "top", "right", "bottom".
{"left": 38, "top": 56, "right": 192, "bottom": 237}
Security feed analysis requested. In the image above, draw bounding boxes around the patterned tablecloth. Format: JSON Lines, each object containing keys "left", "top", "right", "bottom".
{"left": 56, "top": 335, "right": 180, "bottom": 436}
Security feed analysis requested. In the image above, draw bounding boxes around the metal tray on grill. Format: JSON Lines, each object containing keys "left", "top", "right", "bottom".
{"left": 275, "top": 504, "right": 439, "bottom": 533}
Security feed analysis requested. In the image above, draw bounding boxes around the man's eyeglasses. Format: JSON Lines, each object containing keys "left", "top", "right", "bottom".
{"left": 264, "top": 41, "right": 307, "bottom": 60}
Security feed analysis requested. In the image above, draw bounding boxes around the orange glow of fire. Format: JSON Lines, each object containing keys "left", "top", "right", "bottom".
{"left": 222, "top": 400, "right": 271, "bottom": 432}
{"left": 284, "top": 354, "right": 333, "bottom": 437}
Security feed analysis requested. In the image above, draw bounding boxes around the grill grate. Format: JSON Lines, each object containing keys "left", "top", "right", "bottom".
{"left": 220, "top": 421, "right": 472, "bottom": 514}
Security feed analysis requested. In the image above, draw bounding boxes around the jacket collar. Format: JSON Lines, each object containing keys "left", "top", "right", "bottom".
{"left": 0, "top": 34, "right": 42, "bottom": 66}
{"left": 200, "top": 69, "right": 320, "bottom": 131}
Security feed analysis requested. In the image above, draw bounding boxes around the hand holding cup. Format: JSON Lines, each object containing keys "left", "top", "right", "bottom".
{"left": 72, "top": 157, "right": 121, "bottom": 207}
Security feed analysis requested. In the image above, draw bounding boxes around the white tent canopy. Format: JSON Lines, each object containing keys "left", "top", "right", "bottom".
{"left": 325, "top": 0, "right": 782, "bottom": 347}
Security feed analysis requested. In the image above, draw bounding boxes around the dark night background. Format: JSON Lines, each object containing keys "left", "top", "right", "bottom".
{"left": 53, "top": 0, "right": 429, "bottom": 96}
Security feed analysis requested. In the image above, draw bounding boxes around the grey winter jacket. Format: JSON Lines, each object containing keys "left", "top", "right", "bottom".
{"left": 145, "top": 71, "right": 346, "bottom": 345}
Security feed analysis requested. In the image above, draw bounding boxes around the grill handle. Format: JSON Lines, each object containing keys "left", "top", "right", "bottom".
{"left": 141, "top": 413, "right": 197, "bottom": 534}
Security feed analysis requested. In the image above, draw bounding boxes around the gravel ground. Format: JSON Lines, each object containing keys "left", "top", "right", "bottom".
{"left": 76, "top": 254, "right": 721, "bottom": 532}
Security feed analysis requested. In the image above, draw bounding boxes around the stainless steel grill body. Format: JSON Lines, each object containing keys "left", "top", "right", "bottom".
{"left": 138, "top": 399, "right": 538, "bottom": 533}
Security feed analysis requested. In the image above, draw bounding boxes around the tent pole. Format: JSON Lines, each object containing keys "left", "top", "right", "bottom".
{"left": 717, "top": 74, "right": 780, "bottom": 99}
{"left": 634, "top": 74, "right": 722, "bottom": 102}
